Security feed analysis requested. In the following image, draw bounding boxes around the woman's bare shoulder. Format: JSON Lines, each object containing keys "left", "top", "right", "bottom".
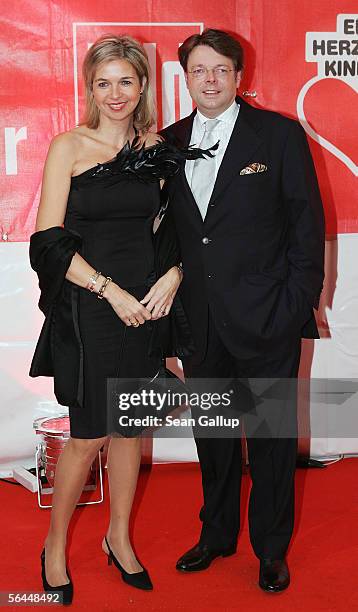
{"left": 49, "top": 129, "right": 87, "bottom": 159}
{"left": 47, "top": 127, "right": 92, "bottom": 166}
{"left": 55, "top": 125, "right": 94, "bottom": 147}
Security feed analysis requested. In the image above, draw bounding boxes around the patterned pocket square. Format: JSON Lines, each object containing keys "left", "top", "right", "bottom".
{"left": 240, "top": 163, "right": 267, "bottom": 175}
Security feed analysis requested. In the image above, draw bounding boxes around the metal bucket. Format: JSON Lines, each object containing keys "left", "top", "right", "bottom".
{"left": 34, "top": 415, "right": 70, "bottom": 487}
{"left": 33, "top": 414, "right": 103, "bottom": 508}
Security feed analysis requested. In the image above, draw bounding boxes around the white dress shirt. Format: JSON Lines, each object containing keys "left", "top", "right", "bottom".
{"left": 185, "top": 100, "right": 240, "bottom": 192}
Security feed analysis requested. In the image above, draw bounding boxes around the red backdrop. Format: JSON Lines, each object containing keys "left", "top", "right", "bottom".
{"left": 0, "top": 1, "right": 357, "bottom": 241}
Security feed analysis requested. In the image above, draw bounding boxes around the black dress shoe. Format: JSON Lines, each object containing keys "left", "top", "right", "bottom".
{"left": 103, "top": 536, "right": 153, "bottom": 591}
{"left": 259, "top": 558, "right": 290, "bottom": 592}
{"left": 176, "top": 543, "right": 236, "bottom": 572}
{"left": 41, "top": 549, "right": 73, "bottom": 606}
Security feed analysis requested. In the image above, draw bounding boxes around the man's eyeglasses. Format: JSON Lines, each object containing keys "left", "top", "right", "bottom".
{"left": 187, "top": 67, "right": 235, "bottom": 80}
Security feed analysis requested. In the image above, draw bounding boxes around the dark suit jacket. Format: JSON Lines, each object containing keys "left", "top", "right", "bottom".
{"left": 160, "top": 96, "right": 325, "bottom": 362}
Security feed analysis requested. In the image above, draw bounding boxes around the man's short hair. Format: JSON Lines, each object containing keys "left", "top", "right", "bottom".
{"left": 178, "top": 28, "right": 244, "bottom": 73}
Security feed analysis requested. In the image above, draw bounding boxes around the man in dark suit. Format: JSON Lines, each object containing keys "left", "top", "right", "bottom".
{"left": 161, "top": 29, "right": 325, "bottom": 592}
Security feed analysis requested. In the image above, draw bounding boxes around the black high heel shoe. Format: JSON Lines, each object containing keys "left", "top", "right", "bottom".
{"left": 103, "top": 536, "right": 153, "bottom": 591}
{"left": 41, "top": 549, "right": 73, "bottom": 605}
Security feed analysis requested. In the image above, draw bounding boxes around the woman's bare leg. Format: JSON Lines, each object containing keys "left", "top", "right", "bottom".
{"left": 103, "top": 437, "right": 143, "bottom": 573}
{"left": 44, "top": 436, "right": 107, "bottom": 586}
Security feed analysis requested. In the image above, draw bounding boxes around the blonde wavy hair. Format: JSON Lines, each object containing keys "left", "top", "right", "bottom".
{"left": 82, "top": 34, "right": 155, "bottom": 132}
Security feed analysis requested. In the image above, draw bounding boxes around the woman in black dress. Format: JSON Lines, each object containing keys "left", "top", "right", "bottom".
{"left": 30, "top": 34, "right": 190, "bottom": 602}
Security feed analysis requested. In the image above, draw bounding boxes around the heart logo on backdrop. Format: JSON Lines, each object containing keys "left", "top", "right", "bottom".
{"left": 298, "top": 14, "right": 358, "bottom": 176}
{"left": 297, "top": 75, "right": 358, "bottom": 176}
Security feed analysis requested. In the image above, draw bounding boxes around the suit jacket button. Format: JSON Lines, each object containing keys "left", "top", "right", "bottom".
{"left": 202, "top": 237, "right": 210, "bottom": 245}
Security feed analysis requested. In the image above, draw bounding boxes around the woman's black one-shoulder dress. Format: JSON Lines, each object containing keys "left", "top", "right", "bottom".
{"left": 65, "top": 147, "right": 168, "bottom": 438}
{"left": 29, "top": 140, "right": 213, "bottom": 439}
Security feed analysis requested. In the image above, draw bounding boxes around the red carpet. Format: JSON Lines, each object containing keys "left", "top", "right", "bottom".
{"left": 1, "top": 459, "right": 358, "bottom": 611}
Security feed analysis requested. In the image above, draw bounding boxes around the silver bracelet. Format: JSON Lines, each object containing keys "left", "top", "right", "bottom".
{"left": 86, "top": 270, "right": 101, "bottom": 292}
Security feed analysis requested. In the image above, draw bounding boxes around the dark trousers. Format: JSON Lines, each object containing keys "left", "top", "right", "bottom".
{"left": 182, "top": 312, "right": 301, "bottom": 561}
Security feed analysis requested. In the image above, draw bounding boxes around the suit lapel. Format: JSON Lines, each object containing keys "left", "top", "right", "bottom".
{"left": 173, "top": 111, "right": 205, "bottom": 226}
{"left": 208, "top": 98, "right": 263, "bottom": 206}
{"left": 180, "top": 169, "right": 204, "bottom": 226}
{"left": 176, "top": 113, "right": 195, "bottom": 148}
{"left": 169, "top": 99, "right": 264, "bottom": 226}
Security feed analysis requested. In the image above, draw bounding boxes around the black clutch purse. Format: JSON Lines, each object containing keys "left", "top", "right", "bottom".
{"left": 107, "top": 327, "right": 188, "bottom": 438}
{"left": 108, "top": 357, "right": 188, "bottom": 438}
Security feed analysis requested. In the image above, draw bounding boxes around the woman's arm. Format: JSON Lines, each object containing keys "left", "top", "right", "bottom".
{"left": 36, "top": 133, "right": 102, "bottom": 292}
{"left": 35, "top": 133, "right": 151, "bottom": 326}
{"left": 36, "top": 133, "right": 74, "bottom": 231}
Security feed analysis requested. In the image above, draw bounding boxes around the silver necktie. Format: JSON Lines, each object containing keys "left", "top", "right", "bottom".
{"left": 191, "top": 119, "right": 220, "bottom": 220}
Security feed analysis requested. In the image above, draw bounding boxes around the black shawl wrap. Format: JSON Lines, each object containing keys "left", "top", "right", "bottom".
{"left": 29, "top": 227, "right": 84, "bottom": 407}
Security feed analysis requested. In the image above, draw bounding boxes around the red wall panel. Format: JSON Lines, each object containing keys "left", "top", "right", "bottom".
{"left": 0, "top": 1, "right": 356, "bottom": 240}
